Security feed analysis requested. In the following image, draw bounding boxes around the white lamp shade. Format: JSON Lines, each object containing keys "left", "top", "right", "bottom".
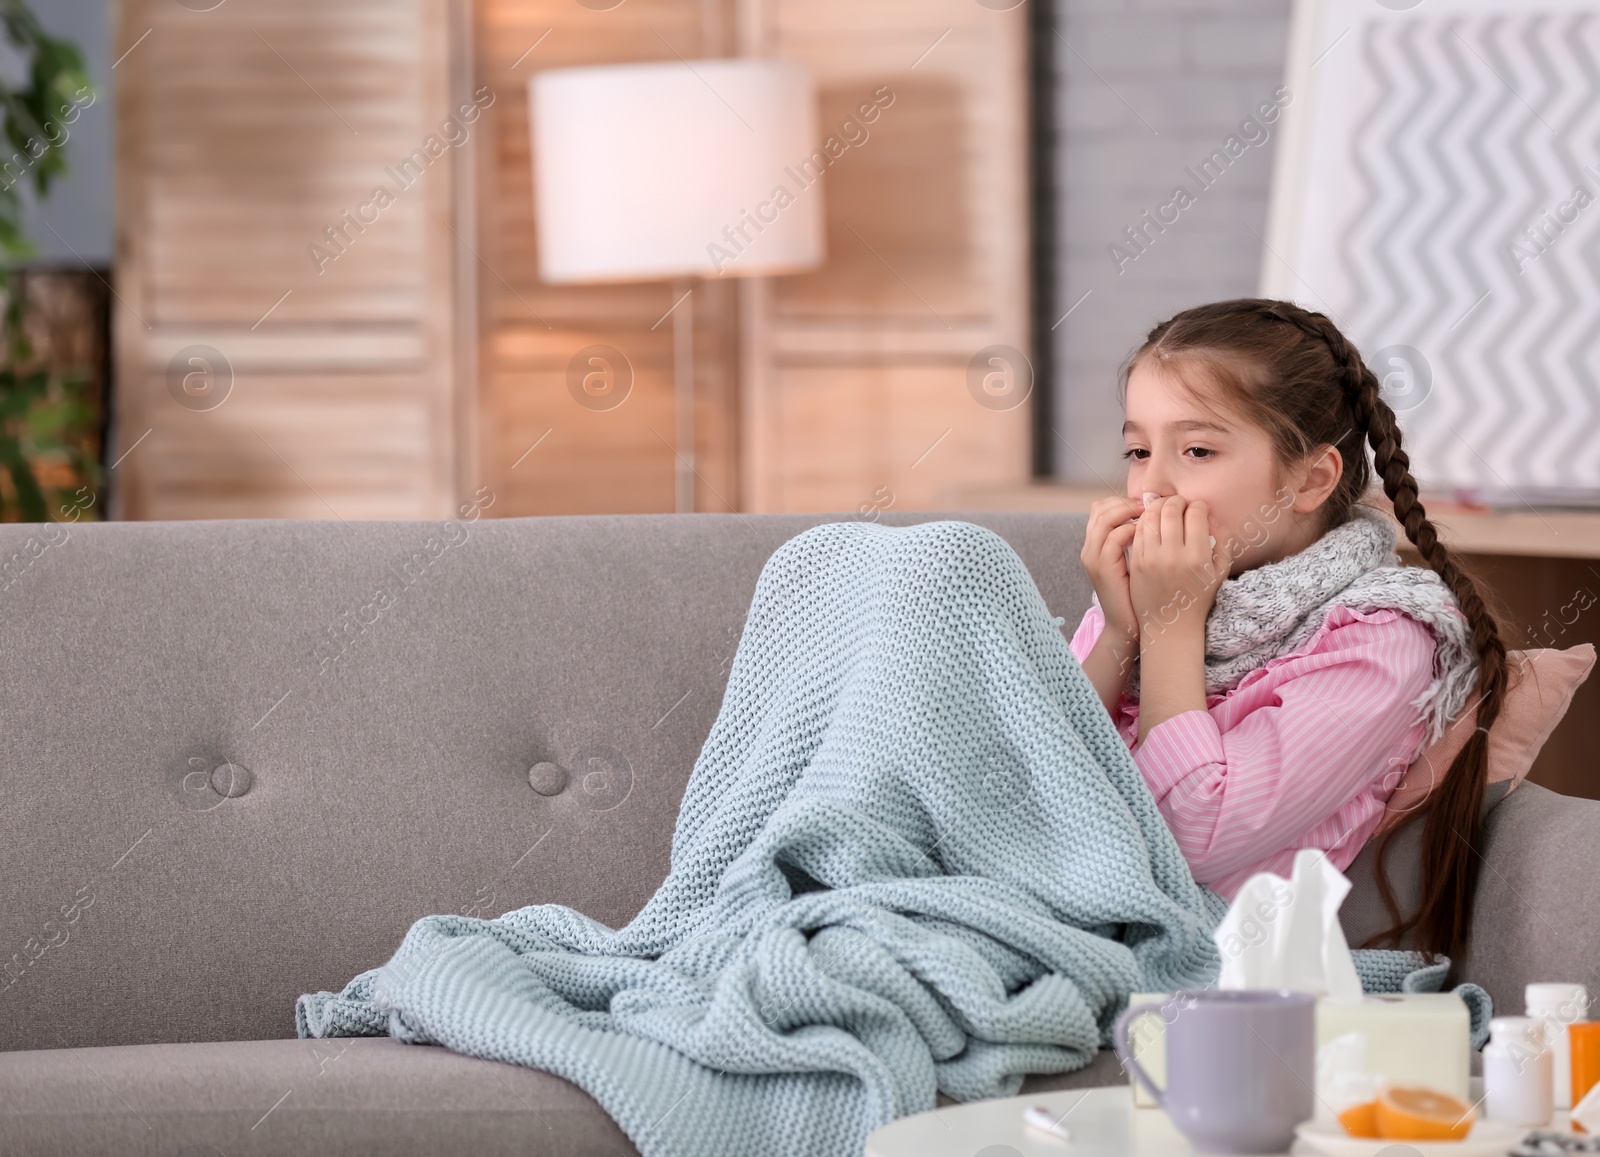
{"left": 530, "top": 59, "right": 825, "bottom": 284}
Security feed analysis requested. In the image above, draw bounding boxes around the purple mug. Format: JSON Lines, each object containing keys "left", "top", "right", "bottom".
{"left": 1113, "top": 988, "right": 1316, "bottom": 1154}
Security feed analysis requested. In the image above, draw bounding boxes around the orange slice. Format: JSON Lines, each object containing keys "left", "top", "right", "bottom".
{"left": 1375, "top": 1084, "right": 1476, "bottom": 1140}
{"left": 1338, "top": 1100, "right": 1380, "bottom": 1138}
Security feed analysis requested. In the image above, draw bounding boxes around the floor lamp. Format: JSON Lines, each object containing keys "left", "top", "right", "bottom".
{"left": 530, "top": 59, "right": 824, "bottom": 512}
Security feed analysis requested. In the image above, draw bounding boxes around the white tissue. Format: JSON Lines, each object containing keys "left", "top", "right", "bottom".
{"left": 1573, "top": 1078, "right": 1600, "bottom": 1134}
{"left": 1213, "top": 847, "right": 1365, "bottom": 1004}
{"left": 1132, "top": 493, "right": 1217, "bottom": 550}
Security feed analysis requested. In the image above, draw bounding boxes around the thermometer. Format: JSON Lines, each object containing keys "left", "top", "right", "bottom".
{"left": 1022, "top": 1103, "right": 1072, "bottom": 1143}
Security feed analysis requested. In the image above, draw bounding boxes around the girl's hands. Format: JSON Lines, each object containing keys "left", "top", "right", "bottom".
{"left": 1127, "top": 494, "right": 1228, "bottom": 644}
{"left": 1080, "top": 495, "right": 1145, "bottom": 650}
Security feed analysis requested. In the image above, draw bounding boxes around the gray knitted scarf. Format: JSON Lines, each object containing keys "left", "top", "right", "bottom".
{"left": 1117, "top": 502, "right": 1479, "bottom": 753}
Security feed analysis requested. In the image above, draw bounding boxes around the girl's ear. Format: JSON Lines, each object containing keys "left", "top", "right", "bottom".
{"left": 1289, "top": 445, "right": 1344, "bottom": 513}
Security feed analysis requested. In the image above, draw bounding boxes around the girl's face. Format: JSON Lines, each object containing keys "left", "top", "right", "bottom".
{"left": 1121, "top": 357, "right": 1337, "bottom": 576}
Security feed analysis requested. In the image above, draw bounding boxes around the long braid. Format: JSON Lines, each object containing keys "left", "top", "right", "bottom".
{"left": 1125, "top": 297, "right": 1511, "bottom": 963}
{"left": 1248, "top": 301, "right": 1510, "bottom": 961}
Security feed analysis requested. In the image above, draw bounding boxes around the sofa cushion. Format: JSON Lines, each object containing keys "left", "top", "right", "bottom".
{"left": 0, "top": 512, "right": 1094, "bottom": 1054}
{"left": 0, "top": 1033, "right": 1130, "bottom": 1147}
{"left": 1453, "top": 781, "right": 1600, "bottom": 1016}
{"left": 1322, "top": 643, "right": 1595, "bottom": 953}
{"left": 1339, "top": 779, "right": 1600, "bottom": 989}
{"left": 0, "top": 1037, "right": 638, "bottom": 1156}
{"left": 1376, "top": 643, "right": 1595, "bottom": 834}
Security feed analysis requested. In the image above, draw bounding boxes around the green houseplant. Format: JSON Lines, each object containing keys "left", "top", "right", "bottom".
{"left": 0, "top": 0, "right": 100, "bottom": 523}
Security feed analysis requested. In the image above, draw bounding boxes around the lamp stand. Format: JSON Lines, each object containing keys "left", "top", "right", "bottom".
{"left": 673, "top": 275, "right": 695, "bottom": 513}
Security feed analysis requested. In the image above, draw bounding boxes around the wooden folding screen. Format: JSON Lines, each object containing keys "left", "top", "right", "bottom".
{"left": 112, "top": 0, "right": 464, "bottom": 520}
{"left": 468, "top": 0, "right": 744, "bottom": 516}
{"left": 113, "top": 0, "right": 1029, "bottom": 518}
{"left": 735, "top": 0, "right": 1033, "bottom": 513}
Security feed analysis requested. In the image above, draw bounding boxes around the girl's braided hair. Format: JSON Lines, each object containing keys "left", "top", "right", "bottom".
{"left": 1117, "top": 296, "right": 1510, "bottom": 964}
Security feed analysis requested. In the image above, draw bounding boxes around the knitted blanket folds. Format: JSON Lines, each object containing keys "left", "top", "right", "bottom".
{"left": 296, "top": 520, "right": 1488, "bottom": 1157}
{"left": 1123, "top": 502, "right": 1479, "bottom": 754}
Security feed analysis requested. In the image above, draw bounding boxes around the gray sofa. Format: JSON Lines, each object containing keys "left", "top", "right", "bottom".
{"left": 2, "top": 510, "right": 1595, "bottom": 1156}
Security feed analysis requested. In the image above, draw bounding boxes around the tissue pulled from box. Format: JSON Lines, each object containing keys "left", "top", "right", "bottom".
{"left": 1213, "top": 847, "right": 1364, "bottom": 1003}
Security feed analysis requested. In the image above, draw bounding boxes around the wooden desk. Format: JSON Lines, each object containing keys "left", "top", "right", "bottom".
{"left": 947, "top": 483, "right": 1600, "bottom": 801}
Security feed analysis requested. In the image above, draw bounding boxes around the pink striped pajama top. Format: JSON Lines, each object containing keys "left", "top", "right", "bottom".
{"left": 1068, "top": 595, "right": 1442, "bottom": 901}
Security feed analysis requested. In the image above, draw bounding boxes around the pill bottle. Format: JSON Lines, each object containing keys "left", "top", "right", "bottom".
{"left": 1572, "top": 1022, "right": 1600, "bottom": 1111}
{"left": 1485, "top": 1016, "right": 1553, "bottom": 1128}
{"left": 1527, "top": 983, "right": 1590, "bottom": 1110}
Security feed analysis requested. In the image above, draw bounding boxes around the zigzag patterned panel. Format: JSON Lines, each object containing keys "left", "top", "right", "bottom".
{"left": 1265, "top": 2, "right": 1600, "bottom": 503}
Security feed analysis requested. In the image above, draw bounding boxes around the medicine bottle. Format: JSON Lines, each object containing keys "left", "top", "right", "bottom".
{"left": 1485, "top": 1015, "right": 1554, "bottom": 1128}
{"left": 1527, "top": 983, "right": 1590, "bottom": 1110}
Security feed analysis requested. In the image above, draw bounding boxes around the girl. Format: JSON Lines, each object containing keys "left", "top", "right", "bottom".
{"left": 1074, "top": 297, "right": 1508, "bottom": 963}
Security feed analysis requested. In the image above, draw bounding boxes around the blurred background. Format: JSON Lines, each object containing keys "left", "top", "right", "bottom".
{"left": 0, "top": 0, "right": 1483, "bottom": 524}
{"left": 5, "top": 0, "right": 1600, "bottom": 795}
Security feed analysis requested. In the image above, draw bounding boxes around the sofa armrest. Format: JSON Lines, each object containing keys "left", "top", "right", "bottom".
{"left": 1457, "top": 781, "right": 1600, "bottom": 1018}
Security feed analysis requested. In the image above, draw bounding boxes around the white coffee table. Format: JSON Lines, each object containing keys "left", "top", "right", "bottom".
{"left": 865, "top": 1080, "right": 1499, "bottom": 1157}
{"left": 865, "top": 1085, "right": 1249, "bottom": 1157}
{"left": 864, "top": 1084, "right": 1318, "bottom": 1157}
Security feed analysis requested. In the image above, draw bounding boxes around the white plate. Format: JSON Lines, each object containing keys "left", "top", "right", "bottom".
{"left": 1294, "top": 1118, "right": 1528, "bottom": 1157}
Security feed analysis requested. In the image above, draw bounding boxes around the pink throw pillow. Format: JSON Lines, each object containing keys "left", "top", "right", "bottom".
{"left": 1376, "top": 643, "right": 1595, "bottom": 834}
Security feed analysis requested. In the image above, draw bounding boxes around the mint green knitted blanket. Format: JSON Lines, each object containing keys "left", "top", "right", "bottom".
{"left": 296, "top": 519, "right": 1488, "bottom": 1157}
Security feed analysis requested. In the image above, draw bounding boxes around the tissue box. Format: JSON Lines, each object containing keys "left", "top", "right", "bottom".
{"left": 1123, "top": 992, "right": 1470, "bottom": 1108}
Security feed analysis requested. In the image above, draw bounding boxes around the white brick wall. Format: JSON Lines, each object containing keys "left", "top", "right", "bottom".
{"left": 1046, "top": 0, "right": 1292, "bottom": 484}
